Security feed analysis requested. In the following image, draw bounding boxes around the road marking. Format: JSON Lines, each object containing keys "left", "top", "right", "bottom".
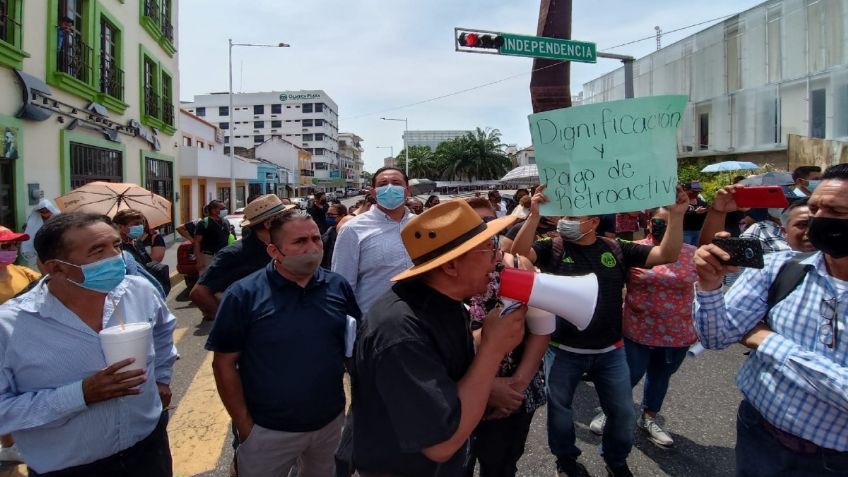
{"left": 173, "top": 327, "right": 187, "bottom": 345}
{"left": 167, "top": 351, "right": 230, "bottom": 477}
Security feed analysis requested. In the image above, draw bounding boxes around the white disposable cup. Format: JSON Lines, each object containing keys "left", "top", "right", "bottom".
{"left": 99, "top": 322, "right": 152, "bottom": 372}
{"left": 525, "top": 307, "right": 557, "bottom": 335}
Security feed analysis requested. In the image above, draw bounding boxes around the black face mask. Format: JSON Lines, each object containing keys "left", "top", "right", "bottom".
{"left": 650, "top": 218, "right": 667, "bottom": 242}
{"left": 808, "top": 216, "right": 848, "bottom": 258}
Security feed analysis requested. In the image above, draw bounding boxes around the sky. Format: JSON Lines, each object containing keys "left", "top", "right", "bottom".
{"left": 179, "top": 0, "right": 766, "bottom": 172}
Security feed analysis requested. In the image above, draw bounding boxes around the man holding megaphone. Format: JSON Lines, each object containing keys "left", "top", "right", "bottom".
{"left": 511, "top": 184, "right": 688, "bottom": 477}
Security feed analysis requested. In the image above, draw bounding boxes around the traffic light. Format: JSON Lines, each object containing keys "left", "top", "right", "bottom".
{"left": 456, "top": 30, "right": 504, "bottom": 51}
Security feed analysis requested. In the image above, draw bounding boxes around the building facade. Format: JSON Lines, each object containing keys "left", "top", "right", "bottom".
{"left": 338, "top": 132, "right": 364, "bottom": 189}
{"left": 254, "top": 137, "right": 311, "bottom": 196}
{"left": 182, "top": 90, "right": 341, "bottom": 184}
{"left": 582, "top": 0, "right": 848, "bottom": 167}
{"left": 0, "top": 0, "right": 180, "bottom": 231}
{"left": 178, "top": 109, "right": 257, "bottom": 220}
{"left": 403, "top": 130, "right": 471, "bottom": 151}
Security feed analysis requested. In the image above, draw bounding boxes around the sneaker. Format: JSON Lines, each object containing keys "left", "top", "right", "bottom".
{"left": 557, "top": 458, "right": 590, "bottom": 477}
{"left": 606, "top": 462, "right": 634, "bottom": 477}
{"left": 0, "top": 445, "right": 23, "bottom": 463}
{"left": 589, "top": 411, "right": 607, "bottom": 435}
{"left": 638, "top": 414, "right": 674, "bottom": 447}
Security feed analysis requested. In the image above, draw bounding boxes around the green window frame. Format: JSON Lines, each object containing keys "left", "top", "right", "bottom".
{"left": 46, "top": 0, "right": 128, "bottom": 114}
{"left": 60, "top": 129, "right": 126, "bottom": 194}
{"left": 0, "top": 0, "right": 29, "bottom": 70}
{"left": 139, "top": 0, "right": 175, "bottom": 56}
{"left": 139, "top": 44, "right": 176, "bottom": 136}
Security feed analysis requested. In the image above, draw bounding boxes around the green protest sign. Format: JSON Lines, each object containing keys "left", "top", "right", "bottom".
{"left": 529, "top": 95, "right": 688, "bottom": 216}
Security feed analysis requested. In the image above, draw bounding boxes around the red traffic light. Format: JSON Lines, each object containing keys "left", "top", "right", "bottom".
{"left": 458, "top": 31, "right": 503, "bottom": 50}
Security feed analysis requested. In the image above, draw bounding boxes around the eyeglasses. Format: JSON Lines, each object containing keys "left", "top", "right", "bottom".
{"left": 819, "top": 297, "right": 839, "bottom": 349}
{"left": 469, "top": 237, "right": 501, "bottom": 260}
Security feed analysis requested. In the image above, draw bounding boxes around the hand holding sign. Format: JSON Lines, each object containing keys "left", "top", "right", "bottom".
{"left": 529, "top": 95, "right": 688, "bottom": 216}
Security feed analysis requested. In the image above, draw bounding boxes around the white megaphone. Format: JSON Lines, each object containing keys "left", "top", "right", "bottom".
{"left": 498, "top": 268, "right": 598, "bottom": 332}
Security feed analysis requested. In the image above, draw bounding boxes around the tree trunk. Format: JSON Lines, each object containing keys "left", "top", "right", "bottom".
{"left": 530, "top": 0, "right": 572, "bottom": 113}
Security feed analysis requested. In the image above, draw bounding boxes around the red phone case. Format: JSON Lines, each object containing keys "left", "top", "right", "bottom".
{"left": 734, "top": 186, "right": 789, "bottom": 208}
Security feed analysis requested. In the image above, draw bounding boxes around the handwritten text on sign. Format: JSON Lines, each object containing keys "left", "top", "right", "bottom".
{"left": 529, "top": 95, "right": 688, "bottom": 216}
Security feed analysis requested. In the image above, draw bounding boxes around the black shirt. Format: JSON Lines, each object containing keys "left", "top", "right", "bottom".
{"left": 196, "top": 216, "right": 231, "bottom": 254}
{"left": 352, "top": 280, "right": 474, "bottom": 476}
{"left": 206, "top": 263, "right": 361, "bottom": 432}
{"left": 321, "top": 226, "right": 339, "bottom": 269}
{"left": 532, "top": 237, "right": 652, "bottom": 350}
{"left": 308, "top": 203, "right": 329, "bottom": 234}
{"left": 197, "top": 231, "right": 270, "bottom": 293}
{"left": 683, "top": 198, "right": 709, "bottom": 231}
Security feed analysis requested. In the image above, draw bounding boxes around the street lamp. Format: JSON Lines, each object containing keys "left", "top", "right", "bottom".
{"left": 228, "top": 39, "right": 289, "bottom": 211}
{"left": 381, "top": 117, "right": 408, "bottom": 177}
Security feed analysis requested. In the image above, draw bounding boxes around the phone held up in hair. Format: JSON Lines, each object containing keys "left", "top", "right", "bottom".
{"left": 733, "top": 186, "right": 789, "bottom": 209}
{"left": 712, "top": 237, "right": 765, "bottom": 269}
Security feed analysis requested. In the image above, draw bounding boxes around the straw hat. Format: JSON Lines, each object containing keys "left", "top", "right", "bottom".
{"left": 392, "top": 200, "right": 517, "bottom": 281}
{"left": 240, "top": 194, "right": 296, "bottom": 227}
{"left": 0, "top": 226, "right": 29, "bottom": 242}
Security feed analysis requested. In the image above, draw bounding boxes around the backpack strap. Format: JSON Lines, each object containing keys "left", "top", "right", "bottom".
{"left": 764, "top": 252, "right": 815, "bottom": 321}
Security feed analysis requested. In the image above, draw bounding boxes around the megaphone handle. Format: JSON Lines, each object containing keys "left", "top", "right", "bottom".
{"left": 499, "top": 297, "right": 524, "bottom": 317}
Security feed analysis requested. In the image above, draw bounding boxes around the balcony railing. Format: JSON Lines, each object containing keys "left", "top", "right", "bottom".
{"left": 144, "top": 89, "right": 160, "bottom": 119}
{"left": 57, "top": 28, "right": 94, "bottom": 83}
{"left": 100, "top": 56, "right": 124, "bottom": 100}
{"left": 0, "top": 12, "right": 21, "bottom": 46}
{"left": 161, "top": 17, "right": 174, "bottom": 43}
{"left": 144, "top": 0, "right": 160, "bottom": 26}
{"left": 162, "top": 101, "right": 174, "bottom": 126}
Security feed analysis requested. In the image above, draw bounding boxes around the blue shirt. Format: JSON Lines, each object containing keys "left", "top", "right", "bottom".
{"left": 694, "top": 251, "right": 848, "bottom": 451}
{"left": 206, "top": 263, "right": 361, "bottom": 432}
{"left": 0, "top": 276, "right": 178, "bottom": 473}
{"left": 331, "top": 207, "right": 412, "bottom": 313}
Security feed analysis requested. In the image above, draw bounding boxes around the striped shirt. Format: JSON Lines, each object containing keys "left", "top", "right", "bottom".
{"left": 0, "top": 276, "right": 178, "bottom": 473}
{"left": 694, "top": 251, "right": 847, "bottom": 451}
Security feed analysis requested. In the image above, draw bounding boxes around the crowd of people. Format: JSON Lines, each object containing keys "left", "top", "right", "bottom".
{"left": 0, "top": 162, "right": 844, "bottom": 477}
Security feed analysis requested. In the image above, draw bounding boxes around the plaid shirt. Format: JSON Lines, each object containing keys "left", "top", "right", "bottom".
{"left": 694, "top": 251, "right": 848, "bottom": 451}
{"left": 740, "top": 220, "right": 791, "bottom": 254}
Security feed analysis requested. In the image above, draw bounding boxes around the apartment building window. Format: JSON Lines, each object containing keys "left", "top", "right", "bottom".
{"left": 302, "top": 119, "right": 313, "bottom": 127}
{"left": 303, "top": 103, "right": 313, "bottom": 113}
{"left": 811, "top": 88, "right": 826, "bottom": 139}
{"left": 143, "top": 56, "right": 159, "bottom": 119}
{"left": 271, "top": 104, "right": 282, "bottom": 114}
{"left": 139, "top": 45, "right": 175, "bottom": 134}
{"left": 314, "top": 133, "right": 324, "bottom": 141}
{"left": 314, "top": 162, "right": 328, "bottom": 170}
{"left": 0, "top": 0, "right": 26, "bottom": 69}
{"left": 224, "top": 146, "right": 230, "bottom": 155}
{"left": 254, "top": 135, "right": 265, "bottom": 143}
{"left": 69, "top": 142, "right": 123, "bottom": 188}
{"left": 254, "top": 121, "right": 264, "bottom": 129}
{"left": 767, "top": 5, "right": 781, "bottom": 83}
{"left": 303, "top": 134, "right": 313, "bottom": 141}
{"left": 219, "top": 106, "right": 229, "bottom": 116}
{"left": 315, "top": 119, "right": 324, "bottom": 126}
{"left": 197, "top": 141, "right": 204, "bottom": 149}
{"left": 196, "top": 107, "right": 206, "bottom": 116}
{"left": 219, "top": 122, "right": 229, "bottom": 129}
{"left": 145, "top": 155, "right": 174, "bottom": 233}
{"left": 161, "top": 72, "right": 174, "bottom": 126}
{"left": 271, "top": 120, "right": 282, "bottom": 128}
{"left": 99, "top": 17, "right": 123, "bottom": 101}
{"left": 140, "top": 0, "right": 175, "bottom": 55}
{"left": 313, "top": 148, "right": 324, "bottom": 156}
{"left": 224, "top": 136, "right": 229, "bottom": 143}
{"left": 315, "top": 103, "right": 324, "bottom": 113}
{"left": 725, "top": 19, "right": 741, "bottom": 93}
{"left": 254, "top": 105, "right": 264, "bottom": 114}
{"left": 183, "top": 136, "right": 191, "bottom": 146}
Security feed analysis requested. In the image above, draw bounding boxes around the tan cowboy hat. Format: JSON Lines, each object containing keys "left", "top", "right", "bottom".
{"left": 392, "top": 200, "right": 517, "bottom": 281}
{"left": 240, "top": 194, "right": 296, "bottom": 227}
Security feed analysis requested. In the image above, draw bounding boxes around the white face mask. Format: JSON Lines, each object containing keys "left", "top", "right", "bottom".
{"left": 557, "top": 219, "right": 591, "bottom": 241}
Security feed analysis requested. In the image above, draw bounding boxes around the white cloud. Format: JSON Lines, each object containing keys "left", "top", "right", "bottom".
{"left": 180, "top": 0, "right": 764, "bottom": 172}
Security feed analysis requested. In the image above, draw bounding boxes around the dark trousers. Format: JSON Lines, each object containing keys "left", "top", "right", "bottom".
{"left": 624, "top": 338, "right": 688, "bottom": 414}
{"left": 736, "top": 400, "right": 848, "bottom": 477}
{"left": 465, "top": 411, "right": 535, "bottom": 477}
{"left": 29, "top": 412, "right": 172, "bottom": 477}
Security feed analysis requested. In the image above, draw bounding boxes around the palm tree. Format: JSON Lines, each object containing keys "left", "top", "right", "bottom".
{"left": 395, "top": 146, "right": 438, "bottom": 179}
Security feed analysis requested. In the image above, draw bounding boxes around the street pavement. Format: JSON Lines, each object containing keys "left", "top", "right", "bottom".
{"left": 0, "top": 208, "right": 748, "bottom": 477}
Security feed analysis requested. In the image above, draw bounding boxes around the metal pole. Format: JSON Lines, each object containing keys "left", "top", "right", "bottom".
{"left": 228, "top": 38, "right": 236, "bottom": 211}
{"left": 404, "top": 119, "right": 409, "bottom": 178}
{"left": 623, "top": 58, "right": 634, "bottom": 99}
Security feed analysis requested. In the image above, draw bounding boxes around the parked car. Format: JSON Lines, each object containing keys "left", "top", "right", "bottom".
{"left": 292, "top": 197, "right": 308, "bottom": 209}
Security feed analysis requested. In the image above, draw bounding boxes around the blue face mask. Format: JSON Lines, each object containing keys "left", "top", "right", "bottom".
{"left": 375, "top": 184, "right": 406, "bottom": 210}
{"left": 326, "top": 216, "right": 337, "bottom": 226}
{"left": 128, "top": 225, "right": 144, "bottom": 240}
{"left": 219, "top": 209, "right": 229, "bottom": 217}
{"left": 807, "top": 179, "right": 821, "bottom": 192}
{"left": 57, "top": 254, "right": 127, "bottom": 293}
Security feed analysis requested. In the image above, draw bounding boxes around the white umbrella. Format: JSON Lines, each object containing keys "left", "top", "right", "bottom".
{"left": 500, "top": 164, "right": 539, "bottom": 182}
{"left": 700, "top": 161, "right": 759, "bottom": 173}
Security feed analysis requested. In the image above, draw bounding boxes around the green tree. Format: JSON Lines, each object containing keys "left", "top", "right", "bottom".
{"left": 437, "top": 127, "right": 512, "bottom": 181}
{"left": 361, "top": 170, "right": 373, "bottom": 186}
{"left": 394, "top": 145, "right": 438, "bottom": 179}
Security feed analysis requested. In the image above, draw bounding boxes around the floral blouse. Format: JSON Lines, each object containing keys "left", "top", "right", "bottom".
{"left": 622, "top": 239, "right": 699, "bottom": 348}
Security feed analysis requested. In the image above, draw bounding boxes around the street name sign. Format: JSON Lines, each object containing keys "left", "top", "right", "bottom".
{"left": 455, "top": 28, "right": 596, "bottom": 63}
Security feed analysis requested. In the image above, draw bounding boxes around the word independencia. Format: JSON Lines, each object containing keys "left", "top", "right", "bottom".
{"left": 534, "top": 106, "right": 682, "bottom": 151}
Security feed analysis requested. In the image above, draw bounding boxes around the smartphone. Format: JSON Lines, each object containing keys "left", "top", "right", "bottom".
{"left": 733, "top": 186, "right": 789, "bottom": 209}
{"left": 712, "top": 237, "right": 765, "bottom": 269}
